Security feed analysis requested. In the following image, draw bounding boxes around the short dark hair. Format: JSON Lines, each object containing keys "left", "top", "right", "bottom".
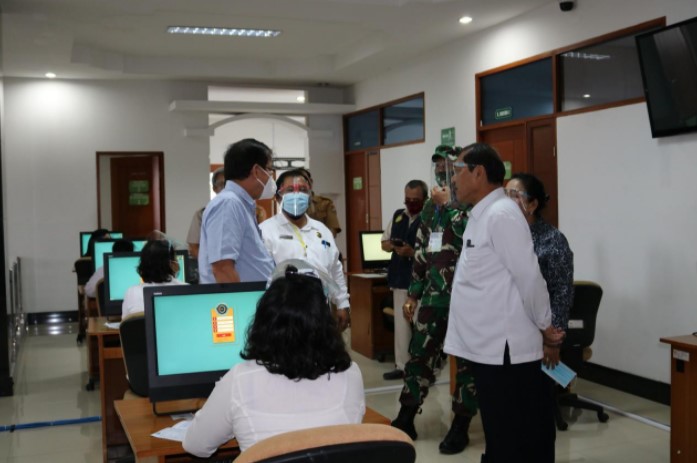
{"left": 405, "top": 179, "right": 429, "bottom": 200}
{"left": 211, "top": 167, "right": 225, "bottom": 188}
{"left": 137, "top": 240, "right": 177, "bottom": 283}
{"left": 511, "top": 172, "right": 549, "bottom": 218}
{"left": 87, "top": 228, "right": 110, "bottom": 260}
{"left": 296, "top": 167, "right": 312, "bottom": 183}
{"left": 241, "top": 272, "right": 352, "bottom": 380}
{"left": 223, "top": 139, "right": 272, "bottom": 181}
{"left": 275, "top": 169, "right": 310, "bottom": 193}
{"left": 113, "top": 239, "right": 134, "bottom": 253}
{"left": 462, "top": 143, "right": 505, "bottom": 185}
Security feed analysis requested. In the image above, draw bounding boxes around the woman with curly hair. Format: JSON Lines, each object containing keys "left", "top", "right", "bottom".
{"left": 183, "top": 263, "right": 365, "bottom": 456}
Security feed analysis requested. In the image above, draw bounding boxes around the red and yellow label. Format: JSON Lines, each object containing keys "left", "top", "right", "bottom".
{"left": 211, "top": 304, "right": 235, "bottom": 344}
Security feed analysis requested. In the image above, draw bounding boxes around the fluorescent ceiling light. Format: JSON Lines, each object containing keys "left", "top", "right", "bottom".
{"left": 296, "top": 96, "right": 306, "bottom": 103}
{"left": 45, "top": 72, "right": 56, "bottom": 79}
{"left": 583, "top": 94, "right": 591, "bottom": 98}
{"left": 167, "top": 26, "right": 281, "bottom": 38}
{"left": 459, "top": 16, "right": 473, "bottom": 24}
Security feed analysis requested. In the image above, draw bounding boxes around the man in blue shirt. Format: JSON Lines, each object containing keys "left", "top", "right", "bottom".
{"left": 198, "top": 139, "right": 275, "bottom": 283}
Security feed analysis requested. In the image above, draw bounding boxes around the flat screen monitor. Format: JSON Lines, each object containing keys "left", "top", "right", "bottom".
{"left": 93, "top": 238, "right": 147, "bottom": 270}
{"left": 102, "top": 250, "right": 188, "bottom": 318}
{"left": 79, "top": 231, "right": 123, "bottom": 256}
{"left": 144, "top": 282, "right": 266, "bottom": 403}
{"left": 636, "top": 16, "right": 697, "bottom": 138}
{"left": 359, "top": 231, "right": 392, "bottom": 272}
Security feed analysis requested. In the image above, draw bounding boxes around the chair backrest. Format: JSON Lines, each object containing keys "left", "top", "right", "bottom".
{"left": 74, "top": 257, "right": 93, "bottom": 286}
{"left": 119, "top": 314, "right": 149, "bottom": 397}
{"left": 96, "top": 279, "right": 106, "bottom": 317}
{"left": 235, "top": 423, "right": 415, "bottom": 463}
{"left": 564, "top": 281, "right": 603, "bottom": 351}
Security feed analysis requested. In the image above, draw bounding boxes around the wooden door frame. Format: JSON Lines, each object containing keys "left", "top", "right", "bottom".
{"left": 96, "top": 152, "right": 165, "bottom": 232}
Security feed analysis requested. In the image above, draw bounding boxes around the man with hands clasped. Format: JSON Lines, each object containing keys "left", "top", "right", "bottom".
{"left": 259, "top": 169, "right": 350, "bottom": 331}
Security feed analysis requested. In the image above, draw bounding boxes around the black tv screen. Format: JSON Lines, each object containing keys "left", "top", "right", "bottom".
{"left": 636, "top": 16, "right": 697, "bottom": 138}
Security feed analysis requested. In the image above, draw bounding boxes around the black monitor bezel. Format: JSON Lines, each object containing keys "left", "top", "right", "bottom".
{"left": 102, "top": 250, "right": 189, "bottom": 318}
{"left": 144, "top": 282, "right": 267, "bottom": 403}
{"left": 358, "top": 230, "right": 390, "bottom": 271}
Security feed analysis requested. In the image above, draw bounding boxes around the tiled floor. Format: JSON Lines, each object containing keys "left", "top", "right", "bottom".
{"left": 0, "top": 324, "right": 670, "bottom": 462}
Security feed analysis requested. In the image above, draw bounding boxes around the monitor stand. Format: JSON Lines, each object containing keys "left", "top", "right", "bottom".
{"left": 151, "top": 397, "right": 206, "bottom": 416}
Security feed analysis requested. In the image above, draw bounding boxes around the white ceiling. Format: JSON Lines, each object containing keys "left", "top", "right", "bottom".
{"left": 0, "top": 0, "right": 552, "bottom": 86}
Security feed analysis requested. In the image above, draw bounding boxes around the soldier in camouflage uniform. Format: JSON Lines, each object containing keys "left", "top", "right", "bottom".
{"left": 391, "top": 145, "right": 478, "bottom": 455}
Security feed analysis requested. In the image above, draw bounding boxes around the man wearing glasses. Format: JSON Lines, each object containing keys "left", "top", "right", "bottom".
{"left": 186, "top": 167, "right": 225, "bottom": 259}
{"left": 259, "top": 169, "right": 350, "bottom": 331}
{"left": 198, "top": 138, "right": 275, "bottom": 284}
{"left": 444, "top": 143, "right": 563, "bottom": 463}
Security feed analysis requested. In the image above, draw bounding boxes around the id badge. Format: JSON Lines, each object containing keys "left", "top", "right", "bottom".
{"left": 429, "top": 232, "right": 443, "bottom": 252}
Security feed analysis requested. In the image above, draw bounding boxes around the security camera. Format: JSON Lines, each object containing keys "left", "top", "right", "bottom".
{"left": 559, "top": 0, "right": 575, "bottom": 11}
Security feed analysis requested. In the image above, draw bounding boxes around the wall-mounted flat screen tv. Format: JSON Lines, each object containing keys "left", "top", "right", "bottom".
{"left": 636, "top": 16, "right": 697, "bottom": 138}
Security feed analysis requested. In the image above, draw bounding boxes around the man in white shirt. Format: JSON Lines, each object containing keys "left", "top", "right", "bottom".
{"left": 444, "top": 143, "right": 564, "bottom": 463}
{"left": 259, "top": 169, "right": 350, "bottom": 331}
{"left": 186, "top": 167, "right": 225, "bottom": 259}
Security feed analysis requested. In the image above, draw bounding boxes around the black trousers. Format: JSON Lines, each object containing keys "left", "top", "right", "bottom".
{"left": 470, "top": 344, "right": 556, "bottom": 463}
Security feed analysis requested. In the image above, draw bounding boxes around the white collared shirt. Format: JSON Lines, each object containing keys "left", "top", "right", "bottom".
{"left": 259, "top": 212, "right": 350, "bottom": 309}
{"left": 444, "top": 187, "right": 551, "bottom": 365}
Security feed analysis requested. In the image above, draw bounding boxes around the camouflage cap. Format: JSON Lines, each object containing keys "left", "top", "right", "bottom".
{"left": 432, "top": 145, "right": 460, "bottom": 162}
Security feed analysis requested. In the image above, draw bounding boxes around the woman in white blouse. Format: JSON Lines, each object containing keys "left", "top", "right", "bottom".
{"left": 121, "top": 240, "right": 186, "bottom": 319}
{"left": 183, "top": 263, "right": 365, "bottom": 457}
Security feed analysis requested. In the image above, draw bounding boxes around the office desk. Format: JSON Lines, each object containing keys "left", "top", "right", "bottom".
{"left": 115, "top": 398, "right": 391, "bottom": 463}
{"left": 660, "top": 334, "right": 697, "bottom": 463}
{"left": 349, "top": 273, "right": 392, "bottom": 360}
{"left": 87, "top": 317, "right": 131, "bottom": 463}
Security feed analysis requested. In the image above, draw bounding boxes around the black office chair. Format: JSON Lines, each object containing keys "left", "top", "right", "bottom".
{"left": 119, "top": 314, "right": 149, "bottom": 397}
{"left": 555, "top": 281, "right": 610, "bottom": 431}
{"left": 74, "top": 257, "right": 93, "bottom": 344}
{"left": 235, "top": 424, "right": 415, "bottom": 463}
{"left": 95, "top": 279, "right": 106, "bottom": 318}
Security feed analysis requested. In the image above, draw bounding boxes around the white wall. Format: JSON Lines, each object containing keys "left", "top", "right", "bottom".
{"left": 352, "top": 0, "right": 697, "bottom": 382}
{"left": 3, "top": 78, "right": 210, "bottom": 313}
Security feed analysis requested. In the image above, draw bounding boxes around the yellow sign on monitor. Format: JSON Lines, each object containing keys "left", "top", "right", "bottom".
{"left": 211, "top": 304, "right": 235, "bottom": 343}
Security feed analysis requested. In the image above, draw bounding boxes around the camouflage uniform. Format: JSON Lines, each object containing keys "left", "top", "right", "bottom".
{"left": 399, "top": 198, "right": 478, "bottom": 418}
{"left": 307, "top": 194, "right": 341, "bottom": 237}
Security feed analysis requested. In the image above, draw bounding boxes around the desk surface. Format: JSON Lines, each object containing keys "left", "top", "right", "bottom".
{"left": 115, "top": 398, "right": 391, "bottom": 461}
{"left": 87, "top": 316, "right": 119, "bottom": 336}
{"left": 660, "top": 334, "right": 697, "bottom": 350}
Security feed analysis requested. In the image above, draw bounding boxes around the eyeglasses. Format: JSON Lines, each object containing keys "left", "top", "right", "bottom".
{"left": 452, "top": 161, "right": 477, "bottom": 173}
{"left": 504, "top": 188, "right": 531, "bottom": 201}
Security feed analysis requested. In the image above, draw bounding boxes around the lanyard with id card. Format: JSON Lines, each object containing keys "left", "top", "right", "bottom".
{"left": 428, "top": 232, "right": 443, "bottom": 253}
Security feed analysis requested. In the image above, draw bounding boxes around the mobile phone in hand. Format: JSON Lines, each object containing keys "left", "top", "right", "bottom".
{"left": 391, "top": 238, "right": 405, "bottom": 247}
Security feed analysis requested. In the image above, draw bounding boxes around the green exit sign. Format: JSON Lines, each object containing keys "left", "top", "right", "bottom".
{"left": 495, "top": 107, "right": 513, "bottom": 120}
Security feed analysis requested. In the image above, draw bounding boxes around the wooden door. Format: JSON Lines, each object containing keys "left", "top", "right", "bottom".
{"left": 109, "top": 155, "right": 163, "bottom": 237}
{"left": 345, "top": 150, "right": 381, "bottom": 273}
{"left": 479, "top": 119, "right": 558, "bottom": 227}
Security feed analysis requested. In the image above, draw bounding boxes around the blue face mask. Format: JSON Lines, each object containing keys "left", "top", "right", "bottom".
{"left": 282, "top": 192, "right": 310, "bottom": 218}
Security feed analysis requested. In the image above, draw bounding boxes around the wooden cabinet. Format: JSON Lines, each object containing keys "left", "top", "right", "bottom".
{"left": 660, "top": 335, "right": 697, "bottom": 463}
{"left": 349, "top": 274, "right": 393, "bottom": 360}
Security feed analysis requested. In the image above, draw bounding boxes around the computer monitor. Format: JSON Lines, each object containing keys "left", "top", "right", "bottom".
{"left": 93, "top": 238, "right": 147, "bottom": 270}
{"left": 102, "top": 250, "right": 188, "bottom": 318}
{"left": 79, "top": 231, "right": 123, "bottom": 257}
{"left": 358, "top": 231, "right": 392, "bottom": 272}
{"left": 144, "top": 282, "right": 266, "bottom": 404}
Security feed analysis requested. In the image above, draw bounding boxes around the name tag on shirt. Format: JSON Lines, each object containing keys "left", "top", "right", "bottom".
{"left": 279, "top": 235, "right": 293, "bottom": 240}
{"left": 429, "top": 232, "right": 443, "bottom": 252}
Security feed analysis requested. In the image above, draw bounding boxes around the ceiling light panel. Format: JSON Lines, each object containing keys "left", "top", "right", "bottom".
{"left": 167, "top": 26, "right": 281, "bottom": 38}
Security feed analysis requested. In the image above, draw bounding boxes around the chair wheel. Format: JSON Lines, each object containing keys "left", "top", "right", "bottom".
{"left": 376, "top": 353, "right": 386, "bottom": 363}
{"left": 556, "top": 421, "right": 568, "bottom": 431}
{"left": 85, "top": 380, "right": 95, "bottom": 391}
{"left": 598, "top": 412, "right": 609, "bottom": 423}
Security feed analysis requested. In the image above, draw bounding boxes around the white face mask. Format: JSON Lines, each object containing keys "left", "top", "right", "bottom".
{"left": 256, "top": 166, "right": 277, "bottom": 200}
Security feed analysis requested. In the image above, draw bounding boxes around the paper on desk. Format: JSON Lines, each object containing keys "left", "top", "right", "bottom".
{"left": 104, "top": 322, "right": 121, "bottom": 330}
{"left": 541, "top": 361, "right": 577, "bottom": 388}
{"left": 152, "top": 419, "right": 192, "bottom": 442}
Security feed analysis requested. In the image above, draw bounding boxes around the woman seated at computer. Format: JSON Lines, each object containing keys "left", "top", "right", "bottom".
{"left": 121, "top": 240, "right": 186, "bottom": 319}
{"left": 183, "top": 261, "right": 365, "bottom": 456}
{"left": 505, "top": 173, "right": 574, "bottom": 367}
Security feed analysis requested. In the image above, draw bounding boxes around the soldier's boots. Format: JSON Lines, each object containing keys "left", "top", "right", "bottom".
{"left": 438, "top": 414, "right": 472, "bottom": 454}
{"left": 391, "top": 404, "right": 420, "bottom": 440}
